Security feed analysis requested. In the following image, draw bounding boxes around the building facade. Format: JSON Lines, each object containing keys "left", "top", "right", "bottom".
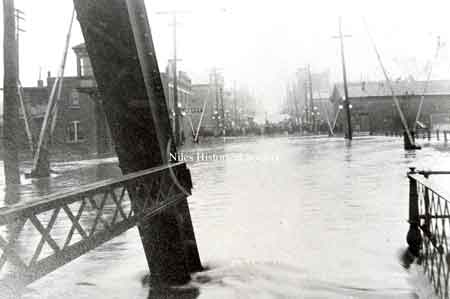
{"left": 19, "top": 43, "right": 113, "bottom": 156}
{"left": 331, "top": 80, "right": 450, "bottom": 133}
{"left": 160, "top": 65, "right": 193, "bottom": 142}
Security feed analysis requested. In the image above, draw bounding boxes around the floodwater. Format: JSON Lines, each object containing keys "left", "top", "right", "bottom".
{"left": 2, "top": 135, "right": 450, "bottom": 299}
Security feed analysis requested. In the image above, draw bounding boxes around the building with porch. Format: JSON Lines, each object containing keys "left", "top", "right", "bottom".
{"left": 19, "top": 43, "right": 114, "bottom": 155}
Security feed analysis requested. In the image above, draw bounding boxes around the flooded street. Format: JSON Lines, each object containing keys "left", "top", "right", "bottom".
{"left": 2, "top": 135, "right": 450, "bottom": 298}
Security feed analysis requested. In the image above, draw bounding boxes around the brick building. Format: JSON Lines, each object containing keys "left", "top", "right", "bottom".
{"left": 331, "top": 80, "right": 450, "bottom": 133}
{"left": 160, "top": 65, "right": 193, "bottom": 142}
{"left": 20, "top": 43, "right": 202, "bottom": 154}
{"left": 19, "top": 43, "right": 113, "bottom": 155}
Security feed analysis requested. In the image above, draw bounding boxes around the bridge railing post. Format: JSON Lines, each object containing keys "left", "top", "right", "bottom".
{"left": 423, "top": 186, "right": 431, "bottom": 237}
{"left": 407, "top": 167, "right": 422, "bottom": 258}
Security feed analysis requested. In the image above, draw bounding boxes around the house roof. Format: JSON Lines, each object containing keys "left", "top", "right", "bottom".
{"left": 332, "top": 80, "right": 450, "bottom": 100}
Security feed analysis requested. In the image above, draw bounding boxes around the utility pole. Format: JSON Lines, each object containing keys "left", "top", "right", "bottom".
{"left": 220, "top": 85, "right": 225, "bottom": 136}
{"left": 233, "top": 81, "right": 237, "bottom": 131}
{"left": 171, "top": 13, "right": 181, "bottom": 145}
{"left": 333, "top": 17, "right": 352, "bottom": 140}
{"left": 15, "top": 8, "right": 25, "bottom": 77}
{"left": 291, "top": 83, "right": 299, "bottom": 129}
{"left": 211, "top": 68, "right": 222, "bottom": 136}
{"left": 308, "top": 65, "right": 315, "bottom": 133}
{"left": 31, "top": 9, "right": 75, "bottom": 177}
{"left": 3, "top": 0, "right": 20, "bottom": 185}
{"left": 156, "top": 10, "right": 189, "bottom": 146}
{"left": 303, "top": 80, "right": 309, "bottom": 126}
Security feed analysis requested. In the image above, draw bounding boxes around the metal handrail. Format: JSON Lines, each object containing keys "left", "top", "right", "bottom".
{"left": 407, "top": 168, "right": 450, "bottom": 299}
{"left": 0, "top": 162, "right": 191, "bottom": 289}
{"left": 0, "top": 162, "right": 186, "bottom": 225}
{"left": 408, "top": 173, "right": 450, "bottom": 205}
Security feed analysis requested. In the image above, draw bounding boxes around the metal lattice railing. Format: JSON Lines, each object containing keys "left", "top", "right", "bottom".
{"left": 0, "top": 162, "right": 191, "bottom": 290}
{"left": 407, "top": 169, "right": 450, "bottom": 299}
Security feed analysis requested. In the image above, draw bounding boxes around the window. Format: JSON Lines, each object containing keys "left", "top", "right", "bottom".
{"left": 70, "top": 90, "right": 80, "bottom": 107}
{"left": 80, "top": 57, "right": 93, "bottom": 77}
{"left": 66, "top": 120, "right": 85, "bottom": 143}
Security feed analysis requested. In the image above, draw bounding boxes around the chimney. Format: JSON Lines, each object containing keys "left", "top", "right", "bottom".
{"left": 37, "top": 79, "right": 44, "bottom": 88}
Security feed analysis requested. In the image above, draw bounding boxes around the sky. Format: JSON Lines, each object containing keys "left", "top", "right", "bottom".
{"left": 2, "top": 0, "right": 450, "bottom": 117}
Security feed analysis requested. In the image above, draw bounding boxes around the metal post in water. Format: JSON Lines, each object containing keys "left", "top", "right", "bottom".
{"left": 445, "top": 131, "right": 448, "bottom": 143}
{"left": 427, "top": 129, "right": 431, "bottom": 141}
{"left": 406, "top": 168, "right": 422, "bottom": 259}
{"left": 436, "top": 129, "right": 440, "bottom": 141}
{"left": 126, "top": 0, "right": 202, "bottom": 279}
{"left": 74, "top": 0, "right": 202, "bottom": 285}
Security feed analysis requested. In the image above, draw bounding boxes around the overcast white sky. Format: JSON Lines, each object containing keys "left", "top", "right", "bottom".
{"left": 2, "top": 0, "right": 450, "bottom": 116}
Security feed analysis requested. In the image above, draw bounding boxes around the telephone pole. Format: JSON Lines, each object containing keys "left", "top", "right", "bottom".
{"left": 15, "top": 8, "right": 25, "bottom": 77}
{"left": 233, "top": 81, "right": 237, "bottom": 131}
{"left": 172, "top": 13, "right": 181, "bottom": 145}
{"left": 220, "top": 85, "right": 225, "bottom": 136}
{"left": 308, "top": 65, "right": 315, "bottom": 133}
{"left": 3, "top": 0, "right": 20, "bottom": 185}
{"left": 156, "top": 10, "right": 189, "bottom": 146}
{"left": 333, "top": 17, "right": 352, "bottom": 140}
{"left": 211, "top": 68, "right": 223, "bottom": 136}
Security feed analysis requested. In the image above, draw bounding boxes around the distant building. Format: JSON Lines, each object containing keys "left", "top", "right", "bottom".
{"left": 187, "top": 71, "right": 225, "bottom": 137}
{"left": 20, "top": 43, "right": 205, "bottom": 153}
{"left": 190, "top": 83, "right": 214, "bottom": 136}
{"left": 287, "top": 68, "right": 331, "bottom": 130}
{"left": 19, "top": 43, "right": 113, "bottom": 155}
{"left": 187, "top": 72, "right": 259, "bottom": 137}
{"left": 330, "top": 80, "right": 450, "bottom": 133}
{"left": 160, "top": 64, "right": 193, "bottom": 142}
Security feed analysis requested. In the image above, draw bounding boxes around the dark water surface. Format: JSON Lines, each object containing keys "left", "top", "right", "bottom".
{"left": 2, "top": 135, "right": 450, "bottom": 298}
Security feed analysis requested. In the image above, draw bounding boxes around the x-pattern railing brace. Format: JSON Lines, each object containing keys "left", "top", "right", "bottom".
{"left": 0, "top": 162, "right": 192, "bottom": 289}
{"left": 408, "top": 168, "right": 450, "bottom": 298}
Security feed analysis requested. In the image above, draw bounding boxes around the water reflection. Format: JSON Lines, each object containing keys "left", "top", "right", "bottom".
{"left": 4, "top": 186, "right": 20, "bottom": 206}
{"left": 141, "top": 276, "right": 200, "bottom": 299}
{"left": 147, "top": 286, "right": 199, "bottom": 299}
{"left": 1, "top": 188, "right": 26, "bottom": 299}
